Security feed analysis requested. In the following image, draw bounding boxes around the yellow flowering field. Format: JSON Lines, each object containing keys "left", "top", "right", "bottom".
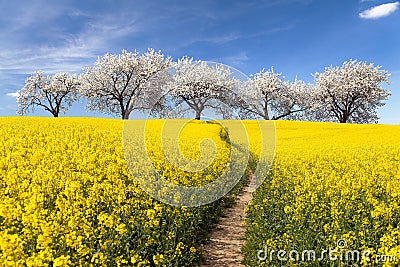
{"left": 2, "top": 117, "right": 399, "bottom": 266}
{"left": 243, "top": 121, "right": 400, "bottom": 266}
{"left": 0, "top": 117, "right": 249, "bottom": 266}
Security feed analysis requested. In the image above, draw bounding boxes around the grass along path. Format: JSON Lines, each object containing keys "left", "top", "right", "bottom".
{"left": 201, "top": 176, "right": 255, "bottom": 266}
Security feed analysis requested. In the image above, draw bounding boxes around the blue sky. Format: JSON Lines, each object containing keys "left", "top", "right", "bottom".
{"left": 0, "top": 0, "right": 399, "bottom": 123}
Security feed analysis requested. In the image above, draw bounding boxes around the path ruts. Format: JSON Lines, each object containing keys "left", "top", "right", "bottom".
{"left": 201, "top": 176, "right": 255, "bottom": 266}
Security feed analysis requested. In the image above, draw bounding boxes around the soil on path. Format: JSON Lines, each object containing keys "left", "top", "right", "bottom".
{"left": 201, "top": 177, "right": 255, "bottom": 267}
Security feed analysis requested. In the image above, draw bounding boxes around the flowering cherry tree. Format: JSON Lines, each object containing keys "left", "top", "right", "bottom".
{"left": 313, "top": 60, "right": 391, "bottom": 123}
{"left": 237, "top": 68, "right": 310, "bottom": 120}
{"left": 79, "top": 49, "right": 171, "bottom": 119}
{"left": 17, "top": 71, "right": 80, "bottom": 117}
{"left": 168, "top": 57, "right": 238, "bottom": 120}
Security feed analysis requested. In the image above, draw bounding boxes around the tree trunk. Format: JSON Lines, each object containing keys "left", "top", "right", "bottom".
{"left": 122, "top": 110, "right": 131, "bottom": 120}
{"left": 263, "top": 99, "right": 269, "bottom": 120}
{"left": 45, "top": 107, "right": 59, "bottom": 117}
{"left": 121, "top": 107, "right": 132, "bottom": 120}
{"left": 195, "top": 109, "right": 202, "bottom": 120}
{"left": 339, "top": 113, "right": 348, "bottom": 123}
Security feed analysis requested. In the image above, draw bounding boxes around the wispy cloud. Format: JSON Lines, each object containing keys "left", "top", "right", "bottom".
{"left": 6, "top": 92, "right": 18, "bottom": 98}
{"left": 202, "top": 33, "right": 243, "bottom": 45}
{"left": 0, "top": 105, "right": 17, "bottom": 112}
{"left": 0, "top": 46, "right": 93, "bottom": 75}
{"left": 0, "top": 12, "right": 142, "bottom": 75}
{"left": 359, "top": 2, "right": 399, "bottom": 19}
{"left": 213, "top": 51, "right": 250, "bottom": 67}
{"left": 4, "top": 2, "right": 66, "bottom": 32}
{"left": 176, "top": 25, "right": 293, "bottom": 51}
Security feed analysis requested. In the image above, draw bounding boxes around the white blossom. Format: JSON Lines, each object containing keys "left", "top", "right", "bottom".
{"left": 168, "top": 57, "right": 239, "bottom": 120}
{"left": 79, "top": 48, "right": 171, "bottom": 119}
{"left": 237, "top": 68, "right": 310, "bottom": 120}
{"left": 17, "top": 71, "right": 80, "bottom": 117}
{"left": 312, "top": 60, "right": 391, "bottom": 123}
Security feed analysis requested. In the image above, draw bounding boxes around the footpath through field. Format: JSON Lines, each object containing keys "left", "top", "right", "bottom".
{"left": 201, "top": 176, "right": 255, "bottom": 266}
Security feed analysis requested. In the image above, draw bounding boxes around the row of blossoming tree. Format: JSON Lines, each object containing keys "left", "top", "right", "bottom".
{"left": 16, "top": 48, "right": 391, "bottom": 123}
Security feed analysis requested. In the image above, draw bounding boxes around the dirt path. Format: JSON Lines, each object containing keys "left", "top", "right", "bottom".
{"left": 201, "top": 176, "right": 255, "bottom": 267}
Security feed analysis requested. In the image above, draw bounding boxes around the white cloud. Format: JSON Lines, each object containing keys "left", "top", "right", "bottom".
{"left": 359, "top": 2, "right": 399, "bottom": 19}
{"left": 175, "top": 26, "right": 293, "bottom": 52}
{"left": 0, "top": 105, "right": 17, "bottom": 112}
{"left": 0, "top": 12, "right": 143, "bottom": 75}
{"left": 6, "top": 92, "right": 18, "bottom": 97}
{"left": 214, "top": 52, "right": 250, "bottom": 67}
